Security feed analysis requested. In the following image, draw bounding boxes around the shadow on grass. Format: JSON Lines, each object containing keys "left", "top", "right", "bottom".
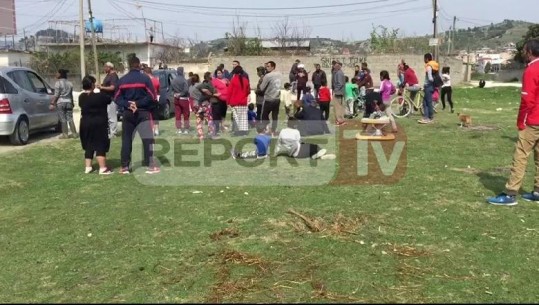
{"left": 477, "top": 171, "right": 507, "bottom": 194}
{"left": 501, "top": 135, "right": 518, "bottom": 143}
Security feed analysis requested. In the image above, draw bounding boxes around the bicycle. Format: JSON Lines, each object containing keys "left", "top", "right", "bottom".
{"left": 389, "top": 87, "right": 439, "bottom": 118}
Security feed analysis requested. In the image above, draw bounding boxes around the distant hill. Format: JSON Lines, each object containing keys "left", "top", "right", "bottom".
{"left": 203, "top": 19, "right": 535, "bottom": 56}
{"left": 447, "top": 19, "right": 533, "bottom": 51}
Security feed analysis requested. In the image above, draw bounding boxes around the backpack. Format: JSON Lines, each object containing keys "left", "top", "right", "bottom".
{"left": 433, "top": 71, "right": 444, "bottom": 88}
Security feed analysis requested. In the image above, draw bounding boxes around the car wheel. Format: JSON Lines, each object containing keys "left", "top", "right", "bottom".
{"left": 9, "top": 117, "right": 29, "bottom": 145}
{"left": 161, "top": 101, "right": 171, "bottom": 120}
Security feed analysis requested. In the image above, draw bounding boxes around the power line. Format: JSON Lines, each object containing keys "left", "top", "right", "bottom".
{"left": 116, "top": 0, "right": 420, "bottom": 18}
{"left": 120, "top": 0, "right": 391, "bottom": 11}
{"left": 21, "top": 0, "right": 70, "bottom": 33}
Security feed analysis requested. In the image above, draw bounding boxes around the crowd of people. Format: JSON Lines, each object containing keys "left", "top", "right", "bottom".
{"left": 50, "top": 51, "right": 457, "bottom": 174}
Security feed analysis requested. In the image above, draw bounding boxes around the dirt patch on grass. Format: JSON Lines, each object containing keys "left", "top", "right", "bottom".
{"left": 389, "top": 244, "right": 432, "bottom": 258}
{"left": 210, "top": 228, "right": 240, "bottom": 241}
{"left": 206, "top": 249, "right": 270, "bottom": 303}
{"left": 286, "top": 209, "right": 367, "bottom": 237}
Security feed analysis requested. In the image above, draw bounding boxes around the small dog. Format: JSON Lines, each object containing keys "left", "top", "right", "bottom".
{"left": 457, "top": 112, "right": 472, "bottom": 127}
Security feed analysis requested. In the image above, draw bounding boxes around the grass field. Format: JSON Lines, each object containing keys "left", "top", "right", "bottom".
{"left": 2, "top": 86, "right": 539, "bottom": 303}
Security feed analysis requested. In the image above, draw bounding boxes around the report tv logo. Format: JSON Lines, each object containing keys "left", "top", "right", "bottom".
{"left": 128, "top": 120, "right": 407, "bottom": 186}
{"left": 330, "top": 120, "right": 407, "bottom": 185}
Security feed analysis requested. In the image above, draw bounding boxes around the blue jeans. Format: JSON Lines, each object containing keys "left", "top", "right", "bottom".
{"left": 423, "top": 84, "right": 434, "bottom": 120}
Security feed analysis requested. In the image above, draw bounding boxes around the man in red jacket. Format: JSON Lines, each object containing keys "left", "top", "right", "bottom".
{"left": 488, "top": 39, "right": 539, "bottom": 205}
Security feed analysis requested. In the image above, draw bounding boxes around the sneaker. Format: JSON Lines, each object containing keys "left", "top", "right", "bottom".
{"left": 85, "top": 167, "right": 93, "bottom": 174}
{"left": 418, "top": 119, "right": 430, "bottom": 124}
{"left": 312, "top": 149, "right": 328, "bottom": 160}
{"left": 99, "top": 168, "right": 113, "bottom": 175}
{"left": 70, "top": 133, "right": 79, "bottom": 139}
{"left": 154, "top": 130, "right": 160, "bottom": 136}
{"left": 522, "top": 191, "right": 539, "bottom": 202}
{"left": 177, "top": 129, "right": 183, "bottom": 134}
{"left": 183, "top": 130, "right": 189, "bottom": 135}
{"left": 230, "top": 149, "right": 239, "bottom": 159}
{"left": 119, "top": 167, "right": 131, "bottom": 175}
{"left": 145, "top": 167, "right": 161, "bottom": 174}
{"left": 487, "top": 193, "right": 517, "bottom": 206}
{"left": 59, "top": 134, "right": 69, "bottom": 139}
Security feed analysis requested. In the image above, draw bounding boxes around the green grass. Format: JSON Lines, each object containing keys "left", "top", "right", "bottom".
{"left": 2, "top": 86, "right": 539, "bottom": 303}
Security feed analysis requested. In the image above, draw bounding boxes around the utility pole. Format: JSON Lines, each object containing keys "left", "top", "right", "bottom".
{"left": 432, "top": 0, "right": 439, "bottom": 61}
{"left": 447, "top": 26, "right": 452, "bottom": 55}
{"left": 79, "top": 0, "right": 85, "bottom": 80}
{"left": 451, "top": 16, "right": 457, "bottom": 55}
{"left": 87, "top": 0, "right": 100, "bottom": 83}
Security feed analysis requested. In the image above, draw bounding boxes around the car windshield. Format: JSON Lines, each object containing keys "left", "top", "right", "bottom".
{"left": 152, "top": 71, "right": 167, "bottom": 88}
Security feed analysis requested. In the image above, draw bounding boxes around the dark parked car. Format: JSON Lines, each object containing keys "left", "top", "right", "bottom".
{"left": 117, "top": 68, "right": 178, "bottom": 120}
{"left": 152, "top": 68, "right": 178, "bottom": 119}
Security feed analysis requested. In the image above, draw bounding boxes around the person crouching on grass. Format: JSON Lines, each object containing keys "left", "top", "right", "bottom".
{"left": 231, "top": 123, "right": 271, "bottom": 160}
{"left": 487, "top": 39, "right": 539, "bottom": 206}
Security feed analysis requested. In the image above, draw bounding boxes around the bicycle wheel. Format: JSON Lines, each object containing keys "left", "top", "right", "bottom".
{"left": 389, "top": 95, "right": 412, "bottom": 118}
{"left": 417, "top": 91, "right": 425, "bottom": 115}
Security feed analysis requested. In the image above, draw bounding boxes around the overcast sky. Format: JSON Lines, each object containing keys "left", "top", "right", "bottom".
{"left": 12, "top": 0, "right": 539, "bottom": 42}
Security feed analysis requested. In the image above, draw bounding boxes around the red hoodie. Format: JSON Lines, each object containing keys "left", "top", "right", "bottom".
{"left": 518, "top": 58, "right": 539, "bottom": 130}
{"left": 227, "top": 74, "right": 250, "bottom": 106}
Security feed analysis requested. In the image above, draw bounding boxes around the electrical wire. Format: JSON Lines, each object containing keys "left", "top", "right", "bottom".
{"left": 120, "top": 0, "right": 392, "bottom": 11}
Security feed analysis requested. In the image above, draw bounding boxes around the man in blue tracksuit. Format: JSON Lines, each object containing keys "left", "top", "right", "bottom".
{"left": 114, "top": 56, "right": 160, "bottom": 174}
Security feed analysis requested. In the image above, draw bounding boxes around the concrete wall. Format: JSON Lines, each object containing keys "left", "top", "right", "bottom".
{"left": 168, "top": 54, "right": 466, "bottom": 89}
{"left": 0, "top": 52, "right": 33, "bottom": 67}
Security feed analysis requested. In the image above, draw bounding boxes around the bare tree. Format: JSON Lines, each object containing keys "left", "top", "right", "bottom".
{"left": 272, "top": 16, "right": 295, "bottom": 53}
{"left": 291, "top": 21, "right": 312, "bottom": 54}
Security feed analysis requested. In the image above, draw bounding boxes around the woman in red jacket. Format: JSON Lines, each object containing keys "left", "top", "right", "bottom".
{"left": 227, "top": 65, "right": 251, "bottom": 136}
{"left": 211, "top": 69, "right": 230, "bottom": 135}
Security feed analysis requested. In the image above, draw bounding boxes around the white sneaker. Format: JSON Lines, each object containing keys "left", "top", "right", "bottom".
{"left": 311, "top": 149, "right": 327, "bottom": 160}
{"left": 183, "top": 130, "right": 189, "bottom": 135}
{"left": 85, "top": 167, "right": 93, "bottom": 174}
{"left": 154, "top": 130, "right": 160, "bottom": 136}
{"left": 99, "top": 168, "right": 113, "bottom": 175}
{"left": 177, "top": 129, "right": 183, "bottom": 134}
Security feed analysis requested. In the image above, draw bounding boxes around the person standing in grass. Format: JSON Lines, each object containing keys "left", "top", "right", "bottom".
{"left": 50, "top": 69, "right": 77, "bottom": 139}
{"left": 115, "top": 56, "right": 159, "bottom": 175}
{"left": 318, "top": 80, "right": 331, "bottom": 121}
{"left": 96, "top": 62, "right": 119, "bottom": 139}
{"left": 344, "top": 76, "right": 358, "bottom": 117}
{"left": 172, "top": 67, "right": 191, "bottom": 135}
{"left": 418, "top": 53, "right": 439, "bottom": 124}
{"left": 441, "top": 66, "right": 454, "bottom": 113}
{"left": 79, "top": 75, "right": 113, "bottom": 175}
{"left": 487, "top": 39, "right": 539, "bottom": 206}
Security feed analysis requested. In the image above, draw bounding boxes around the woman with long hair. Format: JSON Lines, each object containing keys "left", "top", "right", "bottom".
{"left": 227, "top": 65, "right": 251, "bottom": 136}
{"left": 78, "top": 76, "right": 112, "bottom": 174}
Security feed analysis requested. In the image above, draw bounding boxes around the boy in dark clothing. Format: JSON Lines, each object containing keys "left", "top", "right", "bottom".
{"left": 248, "top": 103, "right": 257, "bottom": 129}
{"left": 114, "top": 56, "right": 159, "bottom": 174}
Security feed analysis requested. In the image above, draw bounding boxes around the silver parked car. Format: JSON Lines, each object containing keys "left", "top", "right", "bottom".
{"left": 0, "top": 67, "right": 60, "bottom": 145}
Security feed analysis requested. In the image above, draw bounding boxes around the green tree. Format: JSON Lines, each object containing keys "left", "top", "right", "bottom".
{"left": 515, "top": 24, "right": 539, "bottom": 63}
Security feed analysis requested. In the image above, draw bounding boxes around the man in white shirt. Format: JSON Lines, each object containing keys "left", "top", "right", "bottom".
{"left": 275, "top": 118, "right": 335, "bottom": 159}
